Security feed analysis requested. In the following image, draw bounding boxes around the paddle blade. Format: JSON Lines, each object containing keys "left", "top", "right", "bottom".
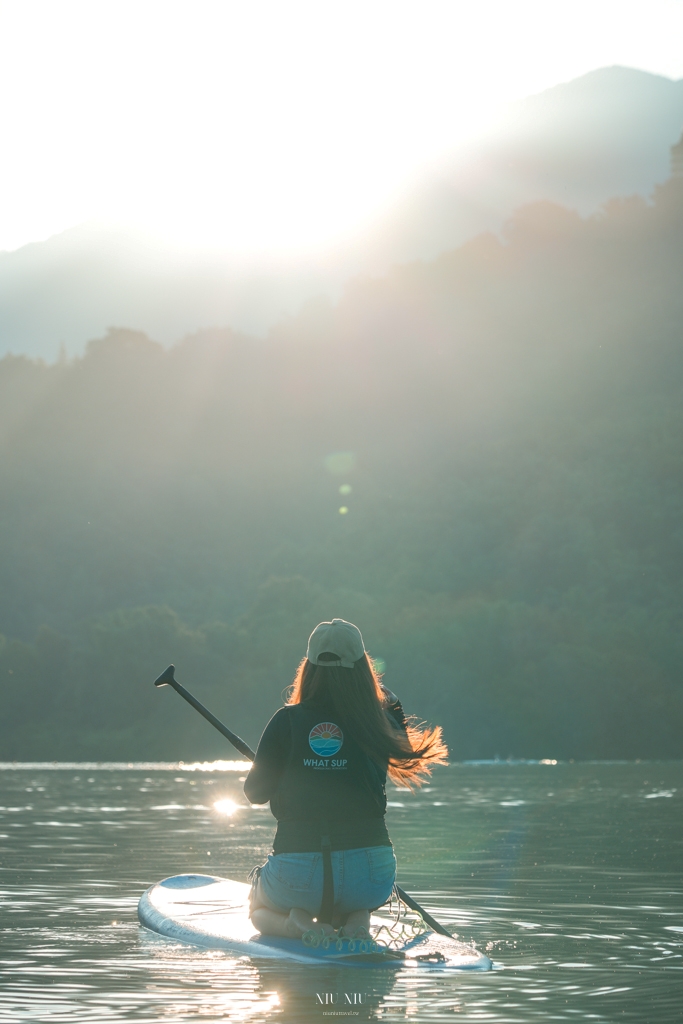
{"left": 154, "top": 665, "right": 176, "bottom": 687}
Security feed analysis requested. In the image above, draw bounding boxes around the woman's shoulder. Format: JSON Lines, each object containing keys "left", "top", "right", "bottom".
{"left": 271, "top": 703, "right": 305, "bottom": 717}
{"left": 283, "top": 698, "right": 329, "bottom": 711}
{"left": 274, "top": 700, "right": 339, "bottom": 725}
{"left": 260, "top": 705, "right": 294, "bottom": 738}
{"left": 266, "top": 703, "right": 317, "bottom": 725}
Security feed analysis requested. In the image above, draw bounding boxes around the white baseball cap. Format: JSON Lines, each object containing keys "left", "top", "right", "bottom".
{"left": 306, "top": 618, "right": 366, "bottom": 669}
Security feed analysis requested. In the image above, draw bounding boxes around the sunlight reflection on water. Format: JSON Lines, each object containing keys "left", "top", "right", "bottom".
{"left": 0, "top": 762, "right": 681, "bottom": 1023}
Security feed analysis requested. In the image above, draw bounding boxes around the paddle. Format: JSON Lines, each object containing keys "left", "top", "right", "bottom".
{"left": 154, "top": 664, "right": 256, "bottom": 760}
{"left": 154, "top": 664, "right": 452, "bottom": 937}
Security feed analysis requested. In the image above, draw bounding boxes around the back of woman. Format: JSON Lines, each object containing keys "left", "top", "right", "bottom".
{"left": 262, "top": 701, "right": 390, "bottom": 846}
{"left": 244, "top": 618, "right": 447, "bottom": 941}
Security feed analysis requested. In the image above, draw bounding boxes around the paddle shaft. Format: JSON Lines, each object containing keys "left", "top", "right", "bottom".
{"left": 155, "top": 668, "right": 255, "bottom": 760}
{"left": 154, "top": 665, "right": 452, "bottom": 937}
{"left": 391, "top": 887, "right": 451, "bottom": 937}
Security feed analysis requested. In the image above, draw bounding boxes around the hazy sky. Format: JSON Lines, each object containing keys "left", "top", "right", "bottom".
{"left": 1, "top": 0, "right": 682, "bottom": 255}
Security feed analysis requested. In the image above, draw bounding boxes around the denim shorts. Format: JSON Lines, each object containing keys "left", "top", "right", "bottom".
{"left": 253, "top": 845, "right": 396, "bottom": 916}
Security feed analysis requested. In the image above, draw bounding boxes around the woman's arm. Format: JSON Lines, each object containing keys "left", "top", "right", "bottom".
{"left": 380, "top": 683, "right": 407, "bottom": 730}
{"left": 243, "top": 708, "right": 290, "bottom": 805}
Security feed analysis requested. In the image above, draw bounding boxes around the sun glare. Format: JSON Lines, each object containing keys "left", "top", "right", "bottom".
{"left": 0, "top": 1, "right": 682, "bottom": 254}
{"left": 213, "top": 799, "right": 239, "bottom": 817}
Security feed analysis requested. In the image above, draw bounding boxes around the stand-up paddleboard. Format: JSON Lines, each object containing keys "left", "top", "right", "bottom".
{"left": 138, "top": 874, "right": 492, "bottom": 970}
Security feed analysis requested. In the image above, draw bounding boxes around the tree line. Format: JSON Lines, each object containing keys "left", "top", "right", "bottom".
{"left": 1, "top": 182, "right": 683, "bottom": 760}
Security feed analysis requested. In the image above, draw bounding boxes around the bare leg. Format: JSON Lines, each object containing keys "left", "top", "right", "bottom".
{"left": 251, "top": 906, "right": 336, "bottom": 938}
{"left": 289, "top": 907, "right": 334, "bottom": 937}
{"left": 250, "top": 879, "right": 334, "bottom": 938}
{"left": 250, "top": 906, "right": 305, "bottom": 937}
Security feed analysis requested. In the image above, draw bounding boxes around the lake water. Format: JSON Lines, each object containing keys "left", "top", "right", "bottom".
{"left": 0, "top": 761, "right": 681, "bottom": 1023}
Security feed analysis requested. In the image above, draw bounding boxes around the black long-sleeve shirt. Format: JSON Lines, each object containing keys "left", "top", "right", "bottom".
{"left": 244, "top": 697, "right": 406, "bottom": 853}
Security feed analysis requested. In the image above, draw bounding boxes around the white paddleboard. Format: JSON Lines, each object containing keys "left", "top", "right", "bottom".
{"left": 138, "top": 873, "right": 492, "bottom": 970}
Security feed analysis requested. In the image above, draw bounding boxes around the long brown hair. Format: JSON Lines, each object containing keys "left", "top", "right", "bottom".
{"left": 287, "top": 653, "right": 448, "bottom": 787}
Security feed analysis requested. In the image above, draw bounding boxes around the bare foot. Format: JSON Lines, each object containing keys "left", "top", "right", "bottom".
{"left": 287, "top": 907, "right": 315, "bottom": 935}
{"left": 340, "top": 909, "right": 371, "bottom": 937}
{"left": 286, "top": 907, "right": 335, "bottom": 938}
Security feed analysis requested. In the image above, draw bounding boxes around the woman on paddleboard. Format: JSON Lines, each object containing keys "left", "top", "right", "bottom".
{"left": 244, "top": 618, "right": 447, "bottom": 940}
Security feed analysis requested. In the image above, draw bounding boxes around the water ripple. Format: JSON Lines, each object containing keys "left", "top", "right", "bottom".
{"left": 0, "top": 762, "right": 681, "bottom": 1022}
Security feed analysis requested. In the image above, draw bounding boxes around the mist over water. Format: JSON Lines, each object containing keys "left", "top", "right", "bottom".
{"left": 0, "top": 762, "right": 681, "bottom": 1023}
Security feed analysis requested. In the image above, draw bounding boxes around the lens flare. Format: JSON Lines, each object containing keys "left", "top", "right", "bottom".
{"left": 324, "top": 452, "right": 355, "bottom": 475}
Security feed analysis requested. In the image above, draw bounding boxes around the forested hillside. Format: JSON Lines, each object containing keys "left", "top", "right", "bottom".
{"left": 2, "top": 66, "right": 682, "bottom": 360}
{"left": 2, "top": 182, "right": 683, "bottom": 760}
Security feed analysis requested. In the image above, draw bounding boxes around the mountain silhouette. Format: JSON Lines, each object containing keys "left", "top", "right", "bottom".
{"left": 1, "top": 65, "right": 682, "bottom": 359}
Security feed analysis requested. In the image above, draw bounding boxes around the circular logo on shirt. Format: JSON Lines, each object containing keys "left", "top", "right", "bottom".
{"left": 308, "top": 722, "right": 344, "bottom": 757}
